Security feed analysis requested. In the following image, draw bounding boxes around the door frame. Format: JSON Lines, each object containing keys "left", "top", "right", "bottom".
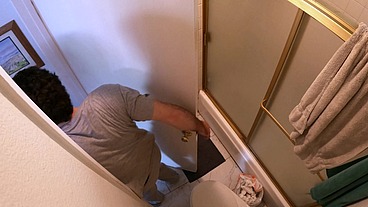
{"left": 10, "top": 0, "right": 87, "bottom": 106}
{"left": 7, "top": 0, "right": 140, "bottom": 198}
{"left": 0, "top": 65, "right": 141, "bottom": 200}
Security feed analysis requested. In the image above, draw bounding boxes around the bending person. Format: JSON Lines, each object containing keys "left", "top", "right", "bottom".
{"left": 13, "top": 66, "right": 210, "bottom": 205}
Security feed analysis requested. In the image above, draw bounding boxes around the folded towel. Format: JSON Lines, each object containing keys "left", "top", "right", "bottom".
{"left": 310, "top": 157, "right": 368, "bottom": 207}
{"left": 326, "top": 154, "right": 368, "bottom": 178}
{"left": 289, "top": 22, "right": 368, "bottom": 173}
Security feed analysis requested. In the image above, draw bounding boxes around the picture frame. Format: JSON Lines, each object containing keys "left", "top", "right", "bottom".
{"left": 0, "top": 20, "right": 44, "bottom": 76}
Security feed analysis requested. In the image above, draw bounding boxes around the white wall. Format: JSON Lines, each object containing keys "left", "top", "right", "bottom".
{"left": 26, "top": 0, "right": 200, "bottom": 169}
{"left": 1, "top": 1, "right": 87, "bottom": 106}
{"left": 32, "top": 0, "right": 199, "bottom": 112}
{"left": 0, "top": 90, "right": 149, "bottom": 207}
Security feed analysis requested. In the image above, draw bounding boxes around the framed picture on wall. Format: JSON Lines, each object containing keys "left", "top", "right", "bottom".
{"left": 0, "top": 20, "right": 44, "bottom": 76}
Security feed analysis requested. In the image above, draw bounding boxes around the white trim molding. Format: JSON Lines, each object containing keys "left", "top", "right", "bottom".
{"left": 198, "top": 90, "right": 291, "bottom": 207}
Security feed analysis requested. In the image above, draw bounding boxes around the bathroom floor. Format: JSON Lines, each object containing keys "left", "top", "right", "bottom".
{"left": 157, "top": 131, "right": 267, "bottom": 207}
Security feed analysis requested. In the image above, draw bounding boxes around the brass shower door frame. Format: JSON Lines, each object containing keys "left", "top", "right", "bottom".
{"left": 246, "top": 9, "right": 305, "bottom": 144}
{"left": 201, "top": 3, "right": 318, "bottom": 206}
{"left": 201, "top": 0, "right": 357, "bottom": 206}
{"left": 202, "top": 0, "right": 356, "bottom": 145}
{"left": 201, "top": 0, "right": 247, "bottom": 143}
{"left": 246, "top": 0, "right": 356, "bottom": 186}
{"left": 247, "top": 0, "right": 356, "bottom": 144}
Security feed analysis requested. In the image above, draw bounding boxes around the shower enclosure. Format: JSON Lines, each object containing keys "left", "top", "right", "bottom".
{"left": 200, "top": 0, "right": 357, "bottom": 206}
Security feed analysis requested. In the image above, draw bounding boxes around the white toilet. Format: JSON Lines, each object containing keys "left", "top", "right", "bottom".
{"left": 190, "top": 180, "right": 250, "bottom": 207}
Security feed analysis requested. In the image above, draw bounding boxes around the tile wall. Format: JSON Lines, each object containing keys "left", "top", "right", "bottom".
{"left": 316, "top": 0, "right": 368, "bottom": 24}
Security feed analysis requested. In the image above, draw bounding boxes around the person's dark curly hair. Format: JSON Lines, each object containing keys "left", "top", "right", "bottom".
{"left": 13, "top": 66, "right": 73, "bottom": 124}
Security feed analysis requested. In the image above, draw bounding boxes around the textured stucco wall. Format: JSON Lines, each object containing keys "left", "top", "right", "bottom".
{"left": 0, "top": 92, "right": 149, "bottom": 207}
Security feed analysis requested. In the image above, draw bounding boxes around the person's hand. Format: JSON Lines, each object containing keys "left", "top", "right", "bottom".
{"left": 197, "top": 120, "right": 210, "bottom": 139}
{"left": 152, "top": 100, "right": 211, "bottom": 139}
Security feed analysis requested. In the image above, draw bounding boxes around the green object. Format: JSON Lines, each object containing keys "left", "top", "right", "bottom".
{"left": 310, "top": 157, "right": 368, "bottom": 206}
{"left": 326, "top": 155, "right": 368, "bottom": 178}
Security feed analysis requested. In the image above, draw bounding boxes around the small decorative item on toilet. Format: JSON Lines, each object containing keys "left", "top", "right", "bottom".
{"left": 234, "top": 174, "right": 264, "bottom": 207}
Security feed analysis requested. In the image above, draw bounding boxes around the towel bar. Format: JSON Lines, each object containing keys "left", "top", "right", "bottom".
{"left": 260, "top": 99, "right": 295, "bottom": 145}
{"left": 252, "top": 0, "right": 357, "bottom": 188}
{"left": 260, "top": 99, "right": 325, "bottom": 181}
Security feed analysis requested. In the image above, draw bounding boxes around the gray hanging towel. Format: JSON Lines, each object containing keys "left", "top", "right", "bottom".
{"left": 289, "top": 22, "right": 368, "bottom": 173}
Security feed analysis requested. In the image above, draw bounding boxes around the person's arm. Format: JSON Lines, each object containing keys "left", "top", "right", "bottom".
{"left": 152, "top": 100, "right": 210, "bottom": 138}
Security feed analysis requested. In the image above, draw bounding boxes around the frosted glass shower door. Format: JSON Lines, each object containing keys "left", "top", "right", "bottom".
{"left": 204, "top": 0, "right": 349, "bottom": 206}
{"left": 249, "top": 16, "right": 345, "bottom": 206}
{"left": 205, "top": 0, "right": 298, "bottom": 136}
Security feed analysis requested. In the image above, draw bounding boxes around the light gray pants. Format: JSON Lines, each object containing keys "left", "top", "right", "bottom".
{"left": 143, "top": 143, "right": 162, "bottom": 202}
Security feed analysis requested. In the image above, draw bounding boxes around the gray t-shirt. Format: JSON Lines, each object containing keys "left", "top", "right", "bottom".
{"left": 59, "top": 84, "right": 156, "bottom": 196}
